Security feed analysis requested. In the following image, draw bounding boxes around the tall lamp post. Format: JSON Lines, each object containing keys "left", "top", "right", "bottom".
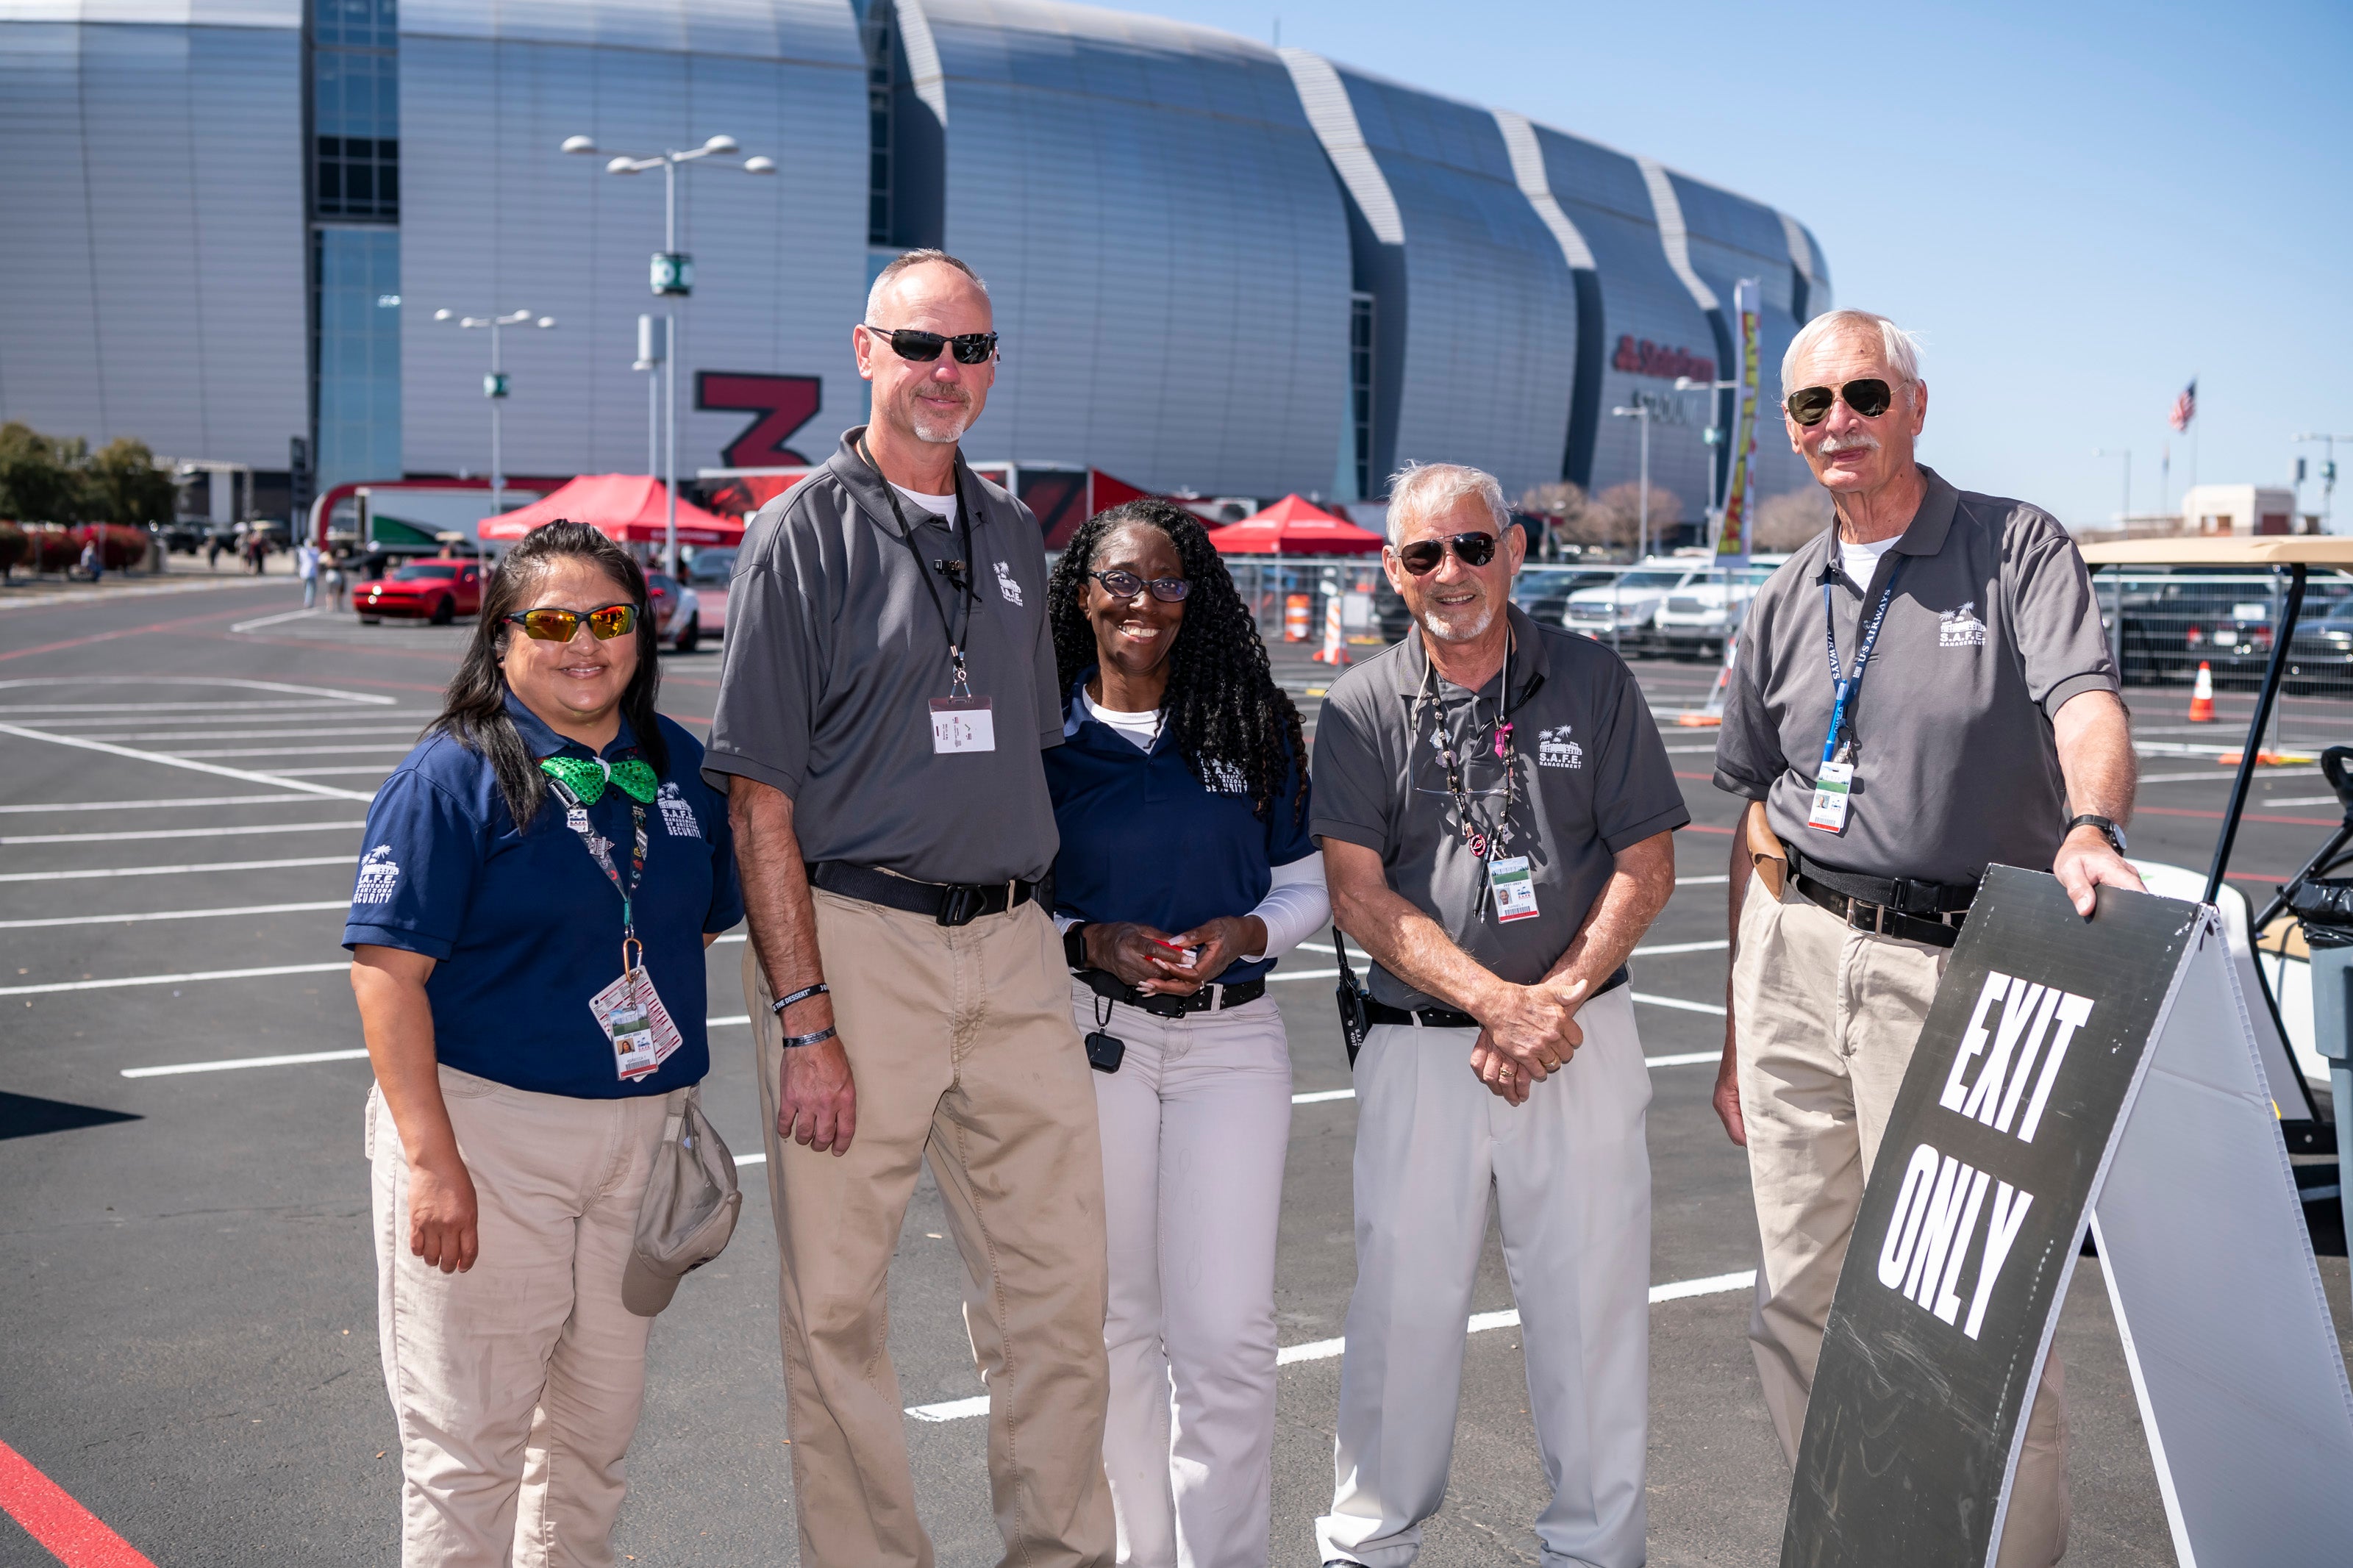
{"left": 2093, "top": 448, "right": 2132, "bottom": 527}
{"left": 434, "top": 308, "right": 556, "bottom": 522}
{"left": 2295, "top": 433, "right": 2353, "bottom": 533}
{"left": 1610, "top": 396, "right": 1660, "bottom": 562}
{"left": 561, "top": 131, "right": 774, "bottom": 575}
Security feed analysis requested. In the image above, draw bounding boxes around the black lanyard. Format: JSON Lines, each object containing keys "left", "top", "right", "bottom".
{"left": 860, "top": 436, "right": 979, "bottom": 696}
{"left": 551, "top": 778, "right": 649, "bottom": 964}
{"left": 1412, "top": 637, "right": 1518, "bottom": 909}
{"left": 1818, "top": 551, "right": 1904, "bottom": 766}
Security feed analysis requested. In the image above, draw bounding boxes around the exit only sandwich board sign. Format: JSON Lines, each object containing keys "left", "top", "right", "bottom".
{"left": 1782, "top": 864, "right": 2353, "bottom": 1567}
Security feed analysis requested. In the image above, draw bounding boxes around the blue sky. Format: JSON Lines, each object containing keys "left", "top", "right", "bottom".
{"left": 1128, "top": 0, "right": 2352, "bottom": 531}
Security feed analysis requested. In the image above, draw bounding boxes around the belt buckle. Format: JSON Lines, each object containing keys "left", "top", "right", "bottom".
{"left": 936, "top": 883, "right": 983, "bottom": 927}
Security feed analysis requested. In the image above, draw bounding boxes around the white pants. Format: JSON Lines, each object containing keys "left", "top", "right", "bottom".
{"left": 1318, "top": 987, "right": 1652, "bottom": 1568}
{"left": 1076, "top": 984, "right": 1293, "bottom": 1568}
{"left": 368, "top": 1067, "right": 669, "bottom": 1567}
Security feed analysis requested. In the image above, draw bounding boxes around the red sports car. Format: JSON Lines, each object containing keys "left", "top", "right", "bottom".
{"left": 355, "top": 559, "right": 484, "bottom": 625}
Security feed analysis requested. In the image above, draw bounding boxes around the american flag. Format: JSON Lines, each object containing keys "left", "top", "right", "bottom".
{"left": 2169, "top": 378, "right": 2196, "bottom": 433}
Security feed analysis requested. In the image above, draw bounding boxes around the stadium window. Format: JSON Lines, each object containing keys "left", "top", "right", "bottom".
{"left": 1349, "top": 292, "right": 1375, "bottom": 501}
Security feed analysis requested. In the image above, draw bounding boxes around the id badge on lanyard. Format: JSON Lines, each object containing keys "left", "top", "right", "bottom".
{"left": 1810, "top": 559, "right": 1902, "bottom": 837}
{"left": 557, "top": 781, "right": 682, "bottom": 1080}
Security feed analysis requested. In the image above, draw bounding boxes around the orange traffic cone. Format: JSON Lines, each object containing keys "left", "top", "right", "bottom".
{"left": 2188, "top": 661, "right": 2215, "bottom": 723}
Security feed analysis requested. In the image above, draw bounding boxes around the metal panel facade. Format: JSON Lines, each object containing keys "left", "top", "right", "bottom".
{"left": 397, "top": 0, "right": 868, "bottom": 485}
{"left": 901, "top": 0, "right": 1351, "bottom": 499}
{"left": 0, "top": 10, "right": 306, "bottom": 471}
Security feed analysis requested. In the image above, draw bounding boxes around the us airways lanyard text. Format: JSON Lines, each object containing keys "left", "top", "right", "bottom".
{"left": 862, "top": 436, "right": 980, "bottom": 698}
{"left": 1819, "top": 554, "right": 1904, "bottom": 767}
{"left": 552, "top": 779, "right": 649, "bottom": 971}
{"left": 1413, "top": 637, "right": 1522, "bottom": 920}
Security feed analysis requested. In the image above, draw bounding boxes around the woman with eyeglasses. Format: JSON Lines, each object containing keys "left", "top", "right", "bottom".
{"left": 1042, "top": 498, "right": 1327, "bottom": 1567}
{"left": 346, "top": 520, "right": 743, "bottom": 1566}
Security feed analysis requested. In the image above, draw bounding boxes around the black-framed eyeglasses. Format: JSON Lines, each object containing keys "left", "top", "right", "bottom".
{"left": 1393, "top": 532, "right": 1499, "bottom": 576}
{"left": 1785, "top": 378, "right": 1895, "bottom": 427}
{"left": 861, "top": 324, "right": 999, "bottom": 365}
{"left": 504, "top": 603, "right": 638, "bottom": 642}
{"left": 1089, "top": 568, "right": 1190, "bottom": 604}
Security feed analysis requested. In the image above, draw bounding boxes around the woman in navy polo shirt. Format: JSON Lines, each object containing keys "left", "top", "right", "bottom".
{"left": 1043, "top": 498, "right": 1327, "bottom": 1567}
{"left": 346, "top": 521, "right": 742, "bottom": 1566}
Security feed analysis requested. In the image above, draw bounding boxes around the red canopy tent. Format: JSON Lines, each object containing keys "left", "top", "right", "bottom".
{"left": 477, "top": 474, "right": 745, "bottom": 546}
{"left": 1204, "top": 494, "right": 1384, "bottom": 555}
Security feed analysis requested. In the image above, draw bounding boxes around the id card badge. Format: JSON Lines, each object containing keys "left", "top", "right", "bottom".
{"left": 1487, "top": 854, "right": 1540, "bottom": 922}
{"left": 591, "top": 967, "right": 684, "bottom": 1080}
{"left": 929, "top": 695, "right": 996, "bottom": 754}
{"left": 1807, "top": 760, "right": 1854, "bottom": 834}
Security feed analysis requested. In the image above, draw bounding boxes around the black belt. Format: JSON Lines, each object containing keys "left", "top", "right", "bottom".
{"left": 1080, "top": 968, "right": 1265, "bottom": 1019}
{"left": 1363, "top": 966, "right": 1627, "bottom": 1030}
{"left": 1783, "top": 841, "right": 1975, "bottom": 949}
{"left": 809, "top": 860, "right": 1043, "bottom": 927}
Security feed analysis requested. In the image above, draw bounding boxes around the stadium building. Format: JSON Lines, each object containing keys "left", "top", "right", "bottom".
{"left": 0, "top": 0, "right": 1831, "bottom": 531}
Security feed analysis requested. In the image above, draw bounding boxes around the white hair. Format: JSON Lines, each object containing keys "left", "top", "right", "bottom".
{"left": 1780, "top": 309, "right": 1922, "bottom": 399}
{"left": 1385, "top": 462, "right": 1507, "bottom": 545}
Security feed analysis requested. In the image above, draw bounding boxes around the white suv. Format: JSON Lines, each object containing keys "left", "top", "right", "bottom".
{"left": 1562, "top": 564, "right": 1701, "bottom": 650}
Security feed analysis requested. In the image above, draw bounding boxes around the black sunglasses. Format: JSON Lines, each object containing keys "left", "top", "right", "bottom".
{"left": 862, "top": 324, "right": 999, "bottom": 365}
{"left": 1393, "top": 532, "right": 1499, "bottom": 576}
{"left": 1089, "top": 568, "right": 1190, "bottom": 604}
{"left": 504, "top": 603, "right": 638, "bottom": 642}
{"left": 1785, "top": 378, "right": 1895, "bottom": 427}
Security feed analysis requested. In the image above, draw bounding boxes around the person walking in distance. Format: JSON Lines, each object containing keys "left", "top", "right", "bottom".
{"left": 1313, "top": 462, "right": 1687, "bottom": 1568}
{"left": 704, "top": 250, "right": 1115, "bottom": 1568}
{"left": 1713, "top": 309, "right": 2142, "bottom": 1568}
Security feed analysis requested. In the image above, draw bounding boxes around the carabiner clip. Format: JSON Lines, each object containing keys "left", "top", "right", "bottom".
{"left": 621, "top": 934, "right": 644, "bottom": 978}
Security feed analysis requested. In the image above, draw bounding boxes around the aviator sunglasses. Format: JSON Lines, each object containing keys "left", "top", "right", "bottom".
{"left": 1785, "top": 378, "right": 1895, "bottom": 427}
{"left": 504, "top": 603, "right": 638, "bottom": 642}
{"left": 861, "top": 324, "right": 1001, "bottom": 365}
{"left": 1089, "top": 568, "right": 1190, "bottom": 604}
{"left": 1393, "top": 532, "right": 1499, "bottom": 575}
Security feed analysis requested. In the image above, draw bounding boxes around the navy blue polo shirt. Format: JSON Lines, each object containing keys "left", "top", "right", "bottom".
{"left": 1043, "top": 673, "right": 1315, "bottom": 985}
{"left": 343, "top": 693, "right": 745, "bottom": 1098}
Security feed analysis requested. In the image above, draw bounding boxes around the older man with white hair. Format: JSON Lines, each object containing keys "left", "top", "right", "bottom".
{"left": 1712, "top": 310, "right": 2142, "bottom": 1567}
{"left": 1310, "top": 462, "right": 1687, "bottom": 1568}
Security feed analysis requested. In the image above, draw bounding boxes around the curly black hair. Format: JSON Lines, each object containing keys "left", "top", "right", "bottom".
{"left": 1047, "top": 498, "right": 1307, "bottom": 824}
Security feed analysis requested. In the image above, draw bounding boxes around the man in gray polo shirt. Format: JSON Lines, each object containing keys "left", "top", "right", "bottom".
{"left": 1312, "top": 462, "right": 1685, "bottom": 1568}
{"left": 1713, "top": 309, "right": 2140, "bottom": 1568}
{"left": 706, "top": 250, "right": 1112, "bottom": 1568}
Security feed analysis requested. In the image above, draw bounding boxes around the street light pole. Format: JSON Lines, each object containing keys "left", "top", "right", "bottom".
{"left": 1610, "top": 398, "right": 1654, "bottom": 561}
{"left": 435, "top": 307, "right": 556, "bottom": 525}
{"left": 562, "top": 131, "right": 775, "bottom": 576}
{"left": 2294, "top": 433, "right": 2353, "bottom": 532}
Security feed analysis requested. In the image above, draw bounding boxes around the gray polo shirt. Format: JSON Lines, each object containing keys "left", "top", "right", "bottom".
{"left": 1713, "top": 465, "right": 2118, "bottom": 888}
{"left": 1313, "top": 605, "right": 1690, "bottom": 1008}
{"left": 701, "top": 427, "right": 1063, "bottom": 885}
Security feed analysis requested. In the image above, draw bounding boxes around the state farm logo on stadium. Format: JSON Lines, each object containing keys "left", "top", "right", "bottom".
{"left": 353, "top": 845, "right": 401, "bottom": 906}
{"left": 657, "top": 781, "right": 701, "bottom": 838}
{"left": 1940, "top": 601, "right": 1988, "bottom": 648}
{"left": 1877, "top": 972, "right": 2094, "bottom": 1338}
{"left": 1537, "top": 726, "right": 1582, "bottom": 769}
{"left": 1613, "top": 336, "right": 1715, "bottom": 383}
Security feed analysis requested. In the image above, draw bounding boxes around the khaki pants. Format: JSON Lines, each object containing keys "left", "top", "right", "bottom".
{"left": 746, "top": 892, "right": 1114, "bottom": 1568}
{"left": 368, "top": 1067, "right": 671, "bottom": 1568}
{"left": 1735, "top": 881, "right": 2070, "bottom": 1568}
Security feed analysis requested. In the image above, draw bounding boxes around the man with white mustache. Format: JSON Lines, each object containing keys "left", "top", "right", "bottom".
{"left": 1311, "top": 462, "right": 1687, "bottom": 1567}
{"left": 707, "top": 250, "right": 1115, "bottom": 1567}
{"left": 1711, "top": 310, "right": 2141, "bottom": 1567}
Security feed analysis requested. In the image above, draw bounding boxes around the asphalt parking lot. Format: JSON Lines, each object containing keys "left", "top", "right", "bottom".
{"left": 4, "top": 579, "right": 2351, "bottom": 1567}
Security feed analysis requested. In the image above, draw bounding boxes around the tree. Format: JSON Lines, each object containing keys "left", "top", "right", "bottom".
{"left": 1753, "top": 487, "right": 1833, "bottom": 551}
{"left": 0, "top": 422, "right": 88, "bottom": 523}
{"left": 1517, "top": 481, "right": 1589, "bottom": 557}
{"left": 1593, "top": 482, "right": 1684, "bottom": 556}
{"left": 83, "top": 438, "right": 175, "bottom": 526}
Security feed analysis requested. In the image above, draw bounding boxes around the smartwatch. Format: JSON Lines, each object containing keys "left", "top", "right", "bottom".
{"left": 2066, "top": 814, "right": 2127, "bottom": 854}
{"left": 1063, "top": 922, "right": 1092, "bottom": 973}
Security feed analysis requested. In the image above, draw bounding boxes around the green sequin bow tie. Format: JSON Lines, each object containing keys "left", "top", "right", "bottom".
{"left": 539, "top": 756, "right": 660, "bottom": 806}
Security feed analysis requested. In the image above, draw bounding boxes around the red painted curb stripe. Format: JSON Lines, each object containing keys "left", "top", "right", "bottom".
{"left": 0, "top": 1442, "right": 157, "bottom": 1568}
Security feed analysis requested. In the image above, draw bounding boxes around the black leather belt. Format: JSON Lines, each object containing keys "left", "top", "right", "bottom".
{"left": 1363, "top": 966, "right": 1628, "bottom": 1029}
{"left": 809, "top": 860, "right": 1043, "bottom": 927}
{"left": 1783, "top": 841, "right": 1975, "bottom": 950}
{"left": 1080, "top": 968, "right": 1265, "bottom": 1019}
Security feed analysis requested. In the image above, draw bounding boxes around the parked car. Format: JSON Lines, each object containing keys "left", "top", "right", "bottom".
{"left": 354, "top": 558, "right": 484, "bottom": 625}
{"left": 1560, "top": 564, "right": 1702, "bottom": 649}
{"left": 683, "top": 548, "right": 735, "bottom": 640}
{"left": 645, "top": 570, "right": 704, "bottom": 653}
{"left": 2286, "top": 601, "right": 2353, "bottom": 695}
{"left": 1649, "top": 556, "right": 1788, "bottom": 659}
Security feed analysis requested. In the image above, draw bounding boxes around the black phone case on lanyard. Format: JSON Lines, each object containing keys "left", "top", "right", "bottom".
{"left": 1332, "top": 926, "right": 1371, "bottom": 1067}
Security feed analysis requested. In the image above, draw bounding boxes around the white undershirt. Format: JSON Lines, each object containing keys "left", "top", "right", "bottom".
{"left": 1839, "top": 533, "right": 1899, "bottom": 587}
{"left": 890, "top": 482, "right": 958, "bottom": 523}
{"left": 1082, "top": 690, "right": 1163, "bottom": 751}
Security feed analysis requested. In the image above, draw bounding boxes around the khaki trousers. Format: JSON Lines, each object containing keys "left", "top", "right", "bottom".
{"left": 368, "top": 1067, "right": 671, "bottom": 1568}
{"left": 746, "top": 892, "right": 1114, "bottom": 1568}
{"left": 1734, "top": 881, "right": 2070, "bottom": 1568}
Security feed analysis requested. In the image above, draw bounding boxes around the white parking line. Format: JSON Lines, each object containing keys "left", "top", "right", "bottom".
{"left": 0, "top": 675, "right": 396, "bottom": 706}
{"left": 2265, "top": 795, "right": 2343, "bottom": 808}
{"left": 79, "top": 726, "right": 424, "bottom": 743}
{"left": 24, "top": 710, "right": 436, "bottom": 730}
{"left": 165, "top": 744, "right": 418, "bottom": 759}
{"left": 274, "top": 767, "right": 398, "bottom": 778}
{"left": 0, "top": 900, "right": 349, "bottom": 931}
{"left": 0, "top": 722, "right": 374, "bottom": 803}
{"left": 0, "top": 820, "right": 364, "bottom": 847}
{"left": 123, "top": 1048, "right": 369, "bottom": 1079}
{"left": 1633, "top": 939, "right": 1729, "bottom": 956}
{"left": 1629, "top": 992, "right": 1728, "bottom": 1017}
{"left": 905, "top": 1269, "right": 1759, "bottom": 1420}
{"left": 229, "top": 607, "right": 322, "bottom": 632}
{"left": 0, "top": 854, "right": 352, "bottom": 883}
{"left": 1677, "top": 875, "right": 1729, "bottom": 886}
{"left": 3, "top": 961, "right": 349, "bottom": 997}
{"left": 0, "top": 794, "right": 315, "bottom": 815}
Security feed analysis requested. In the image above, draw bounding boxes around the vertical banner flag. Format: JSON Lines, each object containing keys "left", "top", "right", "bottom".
{"left": 1714, "top": 277, "right": 1763, "bottom": 568}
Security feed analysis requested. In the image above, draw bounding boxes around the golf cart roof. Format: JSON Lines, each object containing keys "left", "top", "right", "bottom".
{"left": 2078, "top": 537, "right": 2353, "bottom": 566}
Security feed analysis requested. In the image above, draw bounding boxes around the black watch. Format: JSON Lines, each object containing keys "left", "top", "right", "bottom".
{"left": 2066, "top": 814, "right": 2127, "bottom": 854}
{"left": 1063, "top": 922, "right": 1092, "bottom": 972}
